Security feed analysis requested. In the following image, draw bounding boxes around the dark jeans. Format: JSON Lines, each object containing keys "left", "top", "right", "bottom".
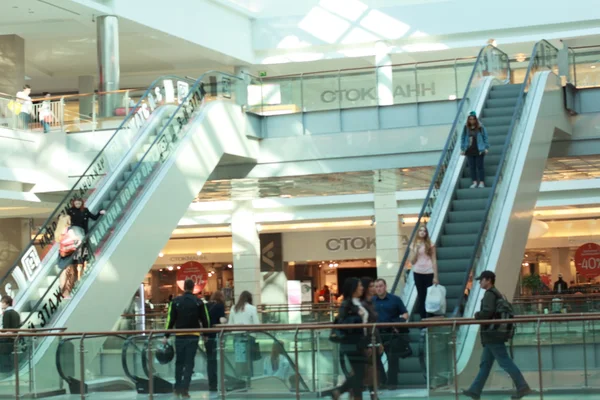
{"left": 42, "top": 120, "right": 50, "bottom": 133}
{"left": 338, "top": 348, "right": 367, "bottom": 399}
{"left": 175, "top": 336, "right": 199, "bottom": 393}
{"left": 18, "top": 112, "right": 30, "bottom": 130}
{"left": 205, "top": 337, "right": 218, "bottom": 391}
{"left": 467, "top": 154, "right": 485, "bottom": 183}
{"left": 468, "top": 343, "right": 529, "bottom": 396}
{"left": 414, "top": 272, "right": 434, "bottom": 319}
{"left": 379, "top": 331, "right": 400, "bottom": 387}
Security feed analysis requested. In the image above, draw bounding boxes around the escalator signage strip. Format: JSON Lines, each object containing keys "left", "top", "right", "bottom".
{"left": 25, "top": 278, "right": 64, "bottom": 329}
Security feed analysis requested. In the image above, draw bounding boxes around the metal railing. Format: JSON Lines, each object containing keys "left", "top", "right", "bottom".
{"left": 6, "top": 313, "right": 600, "bottom": 399}
{"left": 390, "top": 45, "right": 510, "bottom": 295}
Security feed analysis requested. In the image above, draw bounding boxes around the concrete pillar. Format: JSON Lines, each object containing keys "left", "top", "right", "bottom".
{"left": 376, "top": 53, "right": 393, "bottom": 106}
{"left": 96, "top": 15, "right": 120, "bottom": 117}
{"left": 551, "top": 247, "right": 571, "bottom": 284}
{"left": 0, "top": 35, "right": 25, "bottom": 96}
{"left": 234, "top": 66, "right": 250, "bottom": 107}
{"left": 374, "top": 170, "right": 404, "bottom": 286}
{"left": 78, "top": 75, "right": 95, "bottom": 118}
{"left": 0, "top": 218, "right": 30, "bottom": 277}
{"left": 558, "top": 41, "right": 571, "bottom": 84}
{"left": 231, "top": 200, "right": 261, "bottom": 305}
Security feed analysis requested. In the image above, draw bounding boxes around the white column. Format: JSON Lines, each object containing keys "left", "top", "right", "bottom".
{"left": 551, "top": 247, "right": 571, "bottom": 284}
{"left": 231, "top": 200, "right": 261, "bottom": 305}
{"left": 0, "top": 35, "right": 25, "bottom": 95}
{"left": 375, "top": 42, "right": 393, "bottom": 106}
{"left": 374, "top": 171, "right": 404, "bottom": 285}
{"left": 78, "top": 75, "right": 95, "bottom": 117}
{"left": 234, "top": 66, "right": 250, "bottom": 107}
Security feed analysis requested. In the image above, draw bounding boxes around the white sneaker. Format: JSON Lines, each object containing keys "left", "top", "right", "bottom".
{"left": 478, "top": 182, "right": 485, "bottom": 188}
{"left": 469, "top": 183, "right": 477, "bottom": 189}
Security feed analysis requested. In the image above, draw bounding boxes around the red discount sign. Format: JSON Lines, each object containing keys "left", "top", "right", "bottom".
{"left": 575, "top": 243, "right": 600, "bottom": 278}
{"left": 176, "top": 261, "right": 207, "bottom": 294}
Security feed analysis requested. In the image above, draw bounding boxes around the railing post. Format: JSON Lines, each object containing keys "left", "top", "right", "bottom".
{"left": 293, "top": 327, "right": 300, "bottom": 400}
{"left": 60, "top": 97, "right": 65, "bottom": 132}
{"left": 536, "top": 319, "right": 544, "bottom": 399}
{"left": 370, "top": 324, "right": 379, "bottom": 399}
{"left": 337, "top": 70, "right": 343, "bottom": 131}
{"left": 219, "top": 329, "right": 226, "bottom": 400}
{"left": 451, "top": 322, "right": 459, "bottom": 400}
{"left": 582, "top": 320, "right": 588, "bottom": 388}
{"left": 92, "top": 93, "right": 97, "bottom": 131}
{"left": 147, "top": 332, "right": 154, "bottom": 399}
{"left": 125, "top": 90, "right": 130, "bottom": 115}
{"left": 311, "top": 329, "right": 316, "bottom": 392}
{"left": 13, "top": 334, "right": 21, "bottom": 400}
{"left": 79, "top": 333, "right": 87, "bottom": 399}
{"left": 300, "top": 73, "right": 306, "bottom": 136}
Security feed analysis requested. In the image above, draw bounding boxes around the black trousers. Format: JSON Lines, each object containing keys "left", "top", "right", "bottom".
{"left": 414, "top": 272, "right": 434, "bottom": 319}
{"left": 379, "top": 331, "right": 400, "bottom": 387}
{"left": 175, "top": 336, "right": 199, "bottom": 392}
{"left": 205, "top": 337, "right": 218, "bottom": 391}
{"left": 338, "top": 347, "right": 367, "bottom": 399}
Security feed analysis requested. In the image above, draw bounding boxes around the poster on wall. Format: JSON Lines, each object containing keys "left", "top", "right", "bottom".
{"left": 287, "top": 280, "right": 301, "bottom": 324}
{"left": 301, "top": 281, "right": 312, "bottom": 316}
{"left": 575, "top": 243, "right": 600, "bottom": 278}
{"left": 176, "top": 261, "right": 208, "bottom": 294}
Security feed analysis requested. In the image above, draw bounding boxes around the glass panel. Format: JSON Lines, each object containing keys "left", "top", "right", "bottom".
{"left": 416, "top": 61, "right": 458, "bottom": 103}
{"left": 302, "top": 71, "right": 340, "bottom": 112}
{"left": 427, "top": 325, "right": 455, "bottom": 391}
{"left": 339, "top": 70, "right": 377, "bottom": 109}
{"left": 391, "top": 65, "right": 417, "bottom": 105}
{"left": 572, "top": 48, "right": 600, "bottom": 88}
{"left": 0, "top": 335, "right": 33, "bottom": 397}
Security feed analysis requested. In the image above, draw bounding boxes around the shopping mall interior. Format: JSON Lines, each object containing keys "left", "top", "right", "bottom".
{"left": 1, "top": 0, "right": 600, "bottom": 399}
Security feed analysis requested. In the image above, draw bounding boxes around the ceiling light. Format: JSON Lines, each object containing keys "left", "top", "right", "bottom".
{"left": 227, "top": 264, "right": 233, "bottom": 269}
{"left": 159, "top": 268, "right": 164, "bottom": 272}
{"left": 176, "top": 266, "right": 181, "bottom": 270}
{"left": 158, "top": 252, "right": 164, "bottom": 258}
{"left": 196, "top": 251, "right": 203, "bottom": 256}
{"left": 167, "top": 266, "right": 174, "bottom": 271}
{"left": 448, "top": 95, "right": 457, "bottom": 100}
{"left": 591, "top": 65, "right": 597, "bottom": 69}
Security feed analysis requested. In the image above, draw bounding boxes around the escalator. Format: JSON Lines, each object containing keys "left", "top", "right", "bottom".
{"left": 0, "top": 71, "right": 258, "bottom": 389}
{"left": 389, "top": 40, "right": 569, "bottom": 390}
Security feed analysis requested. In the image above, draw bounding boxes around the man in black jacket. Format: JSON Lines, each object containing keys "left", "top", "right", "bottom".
{"left": 0, "top": 296, "right": 20, "bottom": 372}
{"left": 163, "top": 279, "right": 210, "bottom": 398}
{"left": 463, "top": 271, "right": 531, "bottom": 400}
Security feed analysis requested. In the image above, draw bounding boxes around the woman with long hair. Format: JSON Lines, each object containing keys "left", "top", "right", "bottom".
{"left": 410, "top": 225, "right": 439, "bottom": 320}
{"left": 206, "top": 290, "right": 226, "bottom": 392}
{"left": 323, "top": 277, "right": 368, "bottom": 400}
{"left": 360, "top": 277, "right": 383, "bottom": 400}
{"left": 67, "top": 196, "right": 105, "bottom": 279}
{"left": 461, "top": 111, "right": 489, "bottom": 188}
{"left": 228, "top": 291, "right": 261, "bottom": 380}
{"left": 55, "top": 214, "right": 79, "bottom": 297}
{"left": 228, "top": 291, "right": 260, "bottom": 325}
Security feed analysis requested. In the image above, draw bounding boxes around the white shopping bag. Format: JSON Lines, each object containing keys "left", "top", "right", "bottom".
{"left": 425, "top": 284, "right": 447, "bottom": 315}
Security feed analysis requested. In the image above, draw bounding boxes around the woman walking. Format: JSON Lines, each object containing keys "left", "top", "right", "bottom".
{"left": 410, "top": 225, "right": 439, "bottom": 320}
{"left": 322, "top": 277, "right": 369, "bottom": 400}
{"left": 461, "top": 111, "right": 489, "bottom": 188}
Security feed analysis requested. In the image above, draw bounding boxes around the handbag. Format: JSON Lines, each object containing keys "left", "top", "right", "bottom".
{"left": 389, "top": 334, "right": 413, "bottom": 359}
{"left": 425, "top": 284, "right": 447, "bottom": 315}
{"left": 329, "top": 318, "right": 348, "bottom": 343}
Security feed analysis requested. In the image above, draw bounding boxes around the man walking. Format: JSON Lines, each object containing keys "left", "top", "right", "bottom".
{"left": 163, "top": 279, "right": 210, "bottom": 398}
{"left": 373, "top": 278, "right": 409, "bottom": 389}
{"left": 0, "top": 296, "right": 20, "bottom": 372}
{"left": 463, "top": 271, "right": 532, "bottom": 399}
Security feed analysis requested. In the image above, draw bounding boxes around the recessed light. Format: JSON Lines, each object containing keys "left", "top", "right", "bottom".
{"left": 158, "top": 252, "right": 164, "bottom": 257}
{"left": 196, "top": 251, "right": 203, "bottom": 256}
{"left": 591, "top": 65, "right": 597, "bottom": 69}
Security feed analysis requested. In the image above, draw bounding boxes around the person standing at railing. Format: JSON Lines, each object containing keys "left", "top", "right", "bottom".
{"left": 0, "top": 295, "right": 20, "bottom": 373}
{"left": 15, "top": 85, "right": 33, "bottom": 130}
{"left": 38, "top": 93, "right": 53, "bottom": 133}
{"left": 206, "top": 290, "right": 226, "bottom": 393}
{"left": 373, "top": 278, "right": 408, "bottom": 390}
{"left": 409, "top": 225, "right": 439, "bottom": 320}
{"left": 163, "top": 278, "right": 210, "bottom": 399}
{"left": 322, "top": 277, "right": 368, "bottom": 400}
{"left": 460, "top": 112, "right": 489, "bottom": 189}
{"left": 463, "top": 271, "right": 532, "bottom": 400}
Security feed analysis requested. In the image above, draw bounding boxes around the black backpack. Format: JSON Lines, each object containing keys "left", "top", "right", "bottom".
{"left": 490, "top": 289, "right": 516, "bottom": 342}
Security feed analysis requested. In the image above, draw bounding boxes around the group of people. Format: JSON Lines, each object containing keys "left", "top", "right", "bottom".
{"left": 10, "top": 85, "right": 54, "bottom": 133}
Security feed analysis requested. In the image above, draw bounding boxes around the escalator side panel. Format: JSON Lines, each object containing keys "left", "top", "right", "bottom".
{"left": 457, "top": 71, "right": 570, "bottom": 376}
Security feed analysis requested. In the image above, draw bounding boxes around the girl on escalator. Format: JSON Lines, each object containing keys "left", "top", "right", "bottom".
{"left": 410, "top": 225, "right": 439, "bottom": 320}
{"left": 461, "top": 111, "right": 489, "bottom": 188}
{"left": 67, "top": 196, "right": 105, "bottom": 280}
{"left": 55, "top": 214, "right": 82, "bottom": 297}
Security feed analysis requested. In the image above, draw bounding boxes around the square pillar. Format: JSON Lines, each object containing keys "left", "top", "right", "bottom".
{"left": 0, "top": 218, "right": 30, "bottom": 277}
{"left": 0, "top": 35, "right": 25, "bottom": 96}
{"left": 376, "top": 45, "right": 393, "bottom": 106}
{"left": 231, "top": 200, "right": 261, "bottom": 305}
{"left": 551, "top": 248, "right": 572, "bottom": 284}
{"left": 374, "top": 171, "right": 404, "bottom": 285}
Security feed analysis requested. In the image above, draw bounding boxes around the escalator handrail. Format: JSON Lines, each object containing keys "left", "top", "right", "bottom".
{"left": 55, "top": 334, "right": 129, "bottom": 383}
{"left": 0, "top": 74, "right": 193, "bottom": 287}
{"left": 122, "top": 334, "right": 153, "bottom": 383}
{"left": 453, "top": 39, "right": 560, "bottom": 316}
{"left": 390, "top": 45, "right": 511, "bottom": 293}
{"left": 19, "top": 71, "right": 241, "bottom": 329}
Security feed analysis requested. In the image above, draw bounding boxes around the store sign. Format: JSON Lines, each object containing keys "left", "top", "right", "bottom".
{"left": 176, "top": 261, "right": 208, "bottom": 294}
{"left": 326, "top": 236, "right": 376, "bottom": 252}
{"left": 260, "top": 233, "right": 283, "bottom": 272}
{"left": 320, "top": 83, "right": 435, "bottom": 104}
{"left": 575, "top": 243, "right": 600, "bottom": 278}
{"left": 1, "top": 246, "right": 44, "bottom": 302}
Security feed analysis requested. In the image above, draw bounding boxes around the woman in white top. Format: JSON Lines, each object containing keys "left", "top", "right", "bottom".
{"left": 228, "top": 291, "right": 260, "bottom": 325}
{"left": 410, "top": 225, "right": 439, "bottom": 319}
{"left": 262, "top": 341, "right": 293, "bottom": 383}
{"left": 16, "top": 85, "right": 33, "bottom": 130}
